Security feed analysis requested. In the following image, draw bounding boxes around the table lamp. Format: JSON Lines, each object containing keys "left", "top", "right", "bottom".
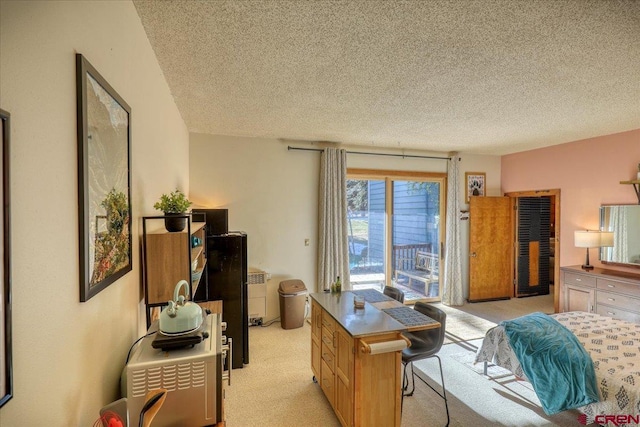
{"left": 574, "top": 230, "right": 614, "bottom": 270}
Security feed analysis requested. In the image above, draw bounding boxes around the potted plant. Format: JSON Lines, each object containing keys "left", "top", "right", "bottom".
{"left": 153, "top": 189, "right": 192, "bottom": 232}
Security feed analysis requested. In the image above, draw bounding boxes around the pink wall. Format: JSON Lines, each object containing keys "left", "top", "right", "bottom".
{"left": 501, "top": 129, "right": 640, "bottom": 272}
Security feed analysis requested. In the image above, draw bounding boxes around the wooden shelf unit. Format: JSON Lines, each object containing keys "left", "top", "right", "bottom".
{"left": 620, "top": 180, "right": 640, "bottom": 203}
{"left": 142, "top": 215, "right": 207, "bottom": 327}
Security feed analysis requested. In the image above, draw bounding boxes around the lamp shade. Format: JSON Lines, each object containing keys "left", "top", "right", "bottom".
{"left": 574, "top": 230, "right": 603, "bottom": 248}
{"left": 575, "top": 230, "right": 613, "bottom": 248}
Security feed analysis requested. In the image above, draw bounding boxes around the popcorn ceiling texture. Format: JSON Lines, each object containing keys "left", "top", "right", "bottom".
{"left": 133, "top": 0, "right": 640, "bottom": 155}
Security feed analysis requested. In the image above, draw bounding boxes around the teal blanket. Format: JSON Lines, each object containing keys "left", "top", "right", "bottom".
{"left": 501, "top": 312, "right": 599, "bottom": 414}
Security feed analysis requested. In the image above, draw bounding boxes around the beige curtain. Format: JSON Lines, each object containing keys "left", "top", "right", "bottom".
{"left": 442, "top": 154, "right": 464, "bottom": 306}
{"left": 317, "top": 148, "right": 351, "bottom": 291}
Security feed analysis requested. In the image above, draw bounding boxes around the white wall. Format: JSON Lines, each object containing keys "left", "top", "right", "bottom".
{"left": 189, "top": 135, "right": 320, "bottom": 321}
{"left": 0, "top": 1, "right": 189, "bottom": 425}
{"left": 190, "top": 135, "right": 502, "bottom": 316}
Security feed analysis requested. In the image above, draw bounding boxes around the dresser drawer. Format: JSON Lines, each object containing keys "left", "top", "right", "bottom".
{"left": 564, "top": 272, "right": 596, "bottom": 288}
{"left": 596, "top": 303, "right": 640, "bottom": 324}
{"left": 597, "top": 278, "right": 640, "bottom": 296}
{"left": 596, "top": 290, "right": 640, "bottom": 313}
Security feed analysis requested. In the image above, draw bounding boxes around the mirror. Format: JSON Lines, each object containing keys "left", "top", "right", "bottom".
{"left": 600, "top": 204, "right": 640, "bottom": 267}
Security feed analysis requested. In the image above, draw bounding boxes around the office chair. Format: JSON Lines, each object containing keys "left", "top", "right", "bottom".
{"left": 383, "top": 286, "right": 405, "bottom": 303}
{"left": 401, "top": 302, "right": 449, "bottom": 426}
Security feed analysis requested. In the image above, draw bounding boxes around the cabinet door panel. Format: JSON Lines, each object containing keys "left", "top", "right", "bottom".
{"left": 311, "top": 338, "right": 320, "bottom": 379}
{"left": 336, "top": 376, "right": 352, "bottom": 427}
{"left": 321, "top": 359, "right": 335, "bottom": 407}
{"left": 335, "top": 325, "right": 354, "bottom": 426}
{"left": 564, "top": 284, "right": 594, "bottom": 312}
{"left": 311, "top": 300, "right": 322, "bottom": 340}
{"left": 311, "top": 300, "right": 322, "bottom": 379}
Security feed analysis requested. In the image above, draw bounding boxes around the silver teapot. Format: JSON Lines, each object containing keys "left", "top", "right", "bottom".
{"left": 159, "top": 280, "right": 203, "bottom": 334}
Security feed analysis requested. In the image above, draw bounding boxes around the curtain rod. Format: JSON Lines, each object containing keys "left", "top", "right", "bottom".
{"left": 287, "top": 145, "right": 451, "bottom": 160}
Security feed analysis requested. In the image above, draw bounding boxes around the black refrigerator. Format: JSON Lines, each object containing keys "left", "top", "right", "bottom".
{"left": 206, "top": 232, "right": 249, "bottom": 369}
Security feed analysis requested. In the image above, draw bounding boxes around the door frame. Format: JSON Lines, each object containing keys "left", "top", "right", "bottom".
{"left": 504, "top": 189, "right": 561, "bottom": 313}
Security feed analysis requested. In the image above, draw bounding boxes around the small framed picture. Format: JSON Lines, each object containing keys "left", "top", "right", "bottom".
{"left": 465, "top": 172, "right": 486, "bottom": 203}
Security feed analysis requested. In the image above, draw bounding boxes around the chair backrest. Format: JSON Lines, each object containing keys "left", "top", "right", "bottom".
{"left": 383, "top": 286, "right": 405, "bottom": 303}
{"left": 413, "top": 302, "right": 446, "bottom": 352}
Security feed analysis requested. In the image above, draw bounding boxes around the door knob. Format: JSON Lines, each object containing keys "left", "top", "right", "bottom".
{"left": 470, "top": 252, "right": 477, "bottom": 257}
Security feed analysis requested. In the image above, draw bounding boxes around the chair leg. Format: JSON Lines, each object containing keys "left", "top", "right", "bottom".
{"left": 436, "top": 355, "right": 450, "bottom": 427}
{"left": 402, "top": 361, "right": 416, "bottom": 397}
{"left": 401, "top": 361, "right": 417, "bottom": 414}
{"left": 411, "top": 355, "right": 450, "bottom": 427}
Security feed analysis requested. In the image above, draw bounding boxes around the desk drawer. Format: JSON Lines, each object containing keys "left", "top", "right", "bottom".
{"left": 597, "top": 278, "right": 640, "bottom": 296}
{"left": 596, "top": 290, "right": 640, "bottom": 313}
{"left": 564, "top": 272, "right": 596, "bottom": 288}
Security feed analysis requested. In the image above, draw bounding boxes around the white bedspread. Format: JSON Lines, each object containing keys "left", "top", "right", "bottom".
{"left": 475, "top": 312, "right": 640, "bottom": 423}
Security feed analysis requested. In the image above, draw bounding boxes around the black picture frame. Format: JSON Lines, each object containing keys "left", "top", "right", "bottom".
{"left": 76, "top": 54, "right": 132, "bottom": 302}
{"left": 0, "top": 108, "right": 12, "bottom": 408}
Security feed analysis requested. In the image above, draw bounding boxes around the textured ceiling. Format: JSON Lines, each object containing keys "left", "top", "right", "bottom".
{"left": 133, "top": 0, "right": 640, "bottom": 155}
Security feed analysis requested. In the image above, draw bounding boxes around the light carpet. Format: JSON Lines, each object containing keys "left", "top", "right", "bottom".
{"left": 448, "top": 351, "right": 513, "bottom": 378}
{"left": 411, "top": 339, "right": 583, "bottom": 427}
{"left": 430, "top": 303, "right": 498, "bottom": 344}
{"left": 224, "top": 322, "right": 339, "bottom": 427}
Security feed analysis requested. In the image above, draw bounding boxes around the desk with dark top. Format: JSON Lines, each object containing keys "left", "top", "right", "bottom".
{"left": 309, "top": 290, "right": 440, "bottom": 427}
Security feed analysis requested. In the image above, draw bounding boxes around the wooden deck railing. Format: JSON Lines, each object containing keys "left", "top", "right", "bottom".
{"left": 392, "top": 243, "right": 432, "bottom": 271}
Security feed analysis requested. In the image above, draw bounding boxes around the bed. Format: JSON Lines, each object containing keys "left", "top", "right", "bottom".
{"left": 475, "top": 311, "right": 640, "bottom": 424}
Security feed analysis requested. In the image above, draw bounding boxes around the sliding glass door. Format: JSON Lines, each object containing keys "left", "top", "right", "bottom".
{"left": 347, "top": 170, "right": 446, "bottom": 303}
{"left": 347, "top": 178, "right": 386, "bottom": 290}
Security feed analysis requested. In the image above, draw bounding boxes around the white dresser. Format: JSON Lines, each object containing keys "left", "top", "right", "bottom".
{"left": 561, "top": 266, "right": 640, "bottom": 323}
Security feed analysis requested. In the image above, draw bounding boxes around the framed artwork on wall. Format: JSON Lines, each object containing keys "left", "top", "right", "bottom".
{"left": 465, "top": 172, "right": 486, "bottom": 203}
{"left": 76, "top": 54, "right": 132, "bottom": 302}
{"left": 0, "top": 108, "right": 12, "bottom": 408}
